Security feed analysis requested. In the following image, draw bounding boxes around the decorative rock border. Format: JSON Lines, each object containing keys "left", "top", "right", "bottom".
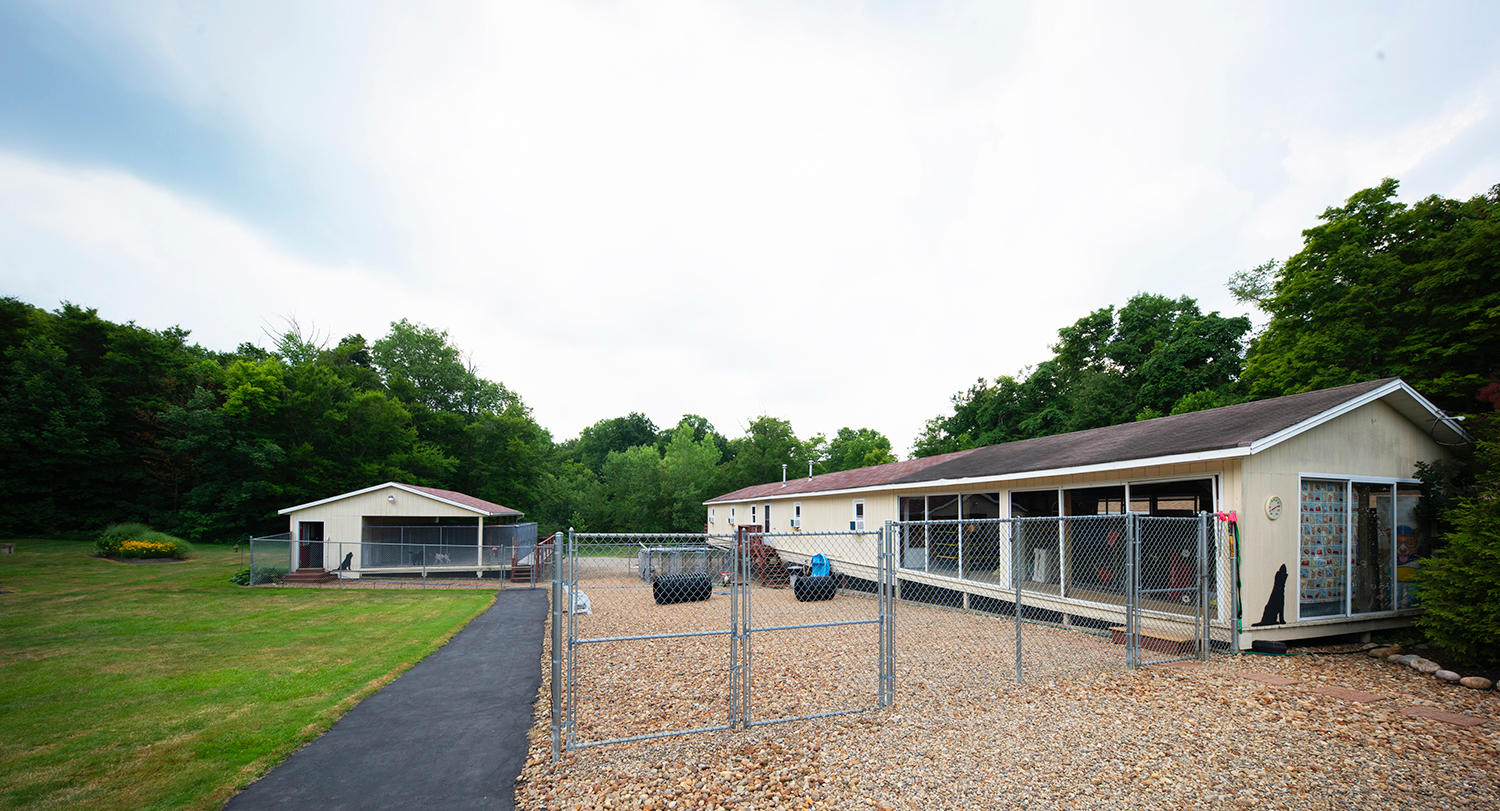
{"left": 1365, "top": 643, "right": 1495, "bottom": 691}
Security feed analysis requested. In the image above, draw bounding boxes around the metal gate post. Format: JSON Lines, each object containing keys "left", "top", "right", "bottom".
{"left": 1198, "top": 513, "right": 1211, "bottom": 661}
{"left": 877, "top": 523, "right": 885, "bottom": 707}
{"left": 880, "top": 522, "right": 893, "bottom": 707}
{"left": 740, "top": 531, "right": 752, "bottom": 727}
{"left": 565, "top": 529, "right": 578, "bottom": 749}
{"left": 884, "top": 522, "right": 896, "bottom": 707}
{"left": 1012, "top": 518, "right": 1022, "bottom": 684}
{"left": 730, "top": 530, "right": 740, "bottom": 727}
{"left": 550, "top": 531, "right": 564, "bottom": 763}
{"left": 1125, "top": 513, "right": 1138, "bottom": 669}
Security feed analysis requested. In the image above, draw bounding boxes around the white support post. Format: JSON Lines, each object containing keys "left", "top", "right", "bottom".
{"left": 476, "top": 516, "right": 484, "bottom": 578}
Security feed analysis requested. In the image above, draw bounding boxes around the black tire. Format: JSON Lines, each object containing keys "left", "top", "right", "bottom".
{"left": 1251, "top": 639, "right": 1288, "bottom": 655}
{"left": 794, "top": 575, "right": 838, "bottom": 602}
{"left": 652, "top": 573, "right": 713, "bottom": 605}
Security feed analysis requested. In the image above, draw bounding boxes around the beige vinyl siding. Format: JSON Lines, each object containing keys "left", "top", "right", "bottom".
{"left": 1237, "top": 399, "right": 1454, "bottom": 627}
{"left": 286, "top": 485, "right": 484, "bottom": 573}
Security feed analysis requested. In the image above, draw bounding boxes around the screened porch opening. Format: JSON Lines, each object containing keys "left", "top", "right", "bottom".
{"left": 894, "top": 478, "right": 1217, "bottom": 619}
{"left": 359, "top": 517, "right": 536, "bottom": 572}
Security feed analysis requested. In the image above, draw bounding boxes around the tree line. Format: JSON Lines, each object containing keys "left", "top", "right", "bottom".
{"left": 0, "top": 305, "right": 893, "bottom": 538}
{"left": 1, "top": 178, "right": 1493, "bottom": 541}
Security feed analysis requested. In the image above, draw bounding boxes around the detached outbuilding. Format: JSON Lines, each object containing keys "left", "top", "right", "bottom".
{"left": 278, "top": 482, "right": 537, "bottom": 579}
{"left": 704, "top": 378, "right": 1469, "bottom": 649}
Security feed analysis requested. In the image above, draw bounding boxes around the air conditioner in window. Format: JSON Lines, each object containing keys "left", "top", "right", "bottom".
{"left": 790, "top": 518, "right": 801, "bottom": 529}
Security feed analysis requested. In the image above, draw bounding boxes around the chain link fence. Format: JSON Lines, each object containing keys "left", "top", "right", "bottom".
{"left": 537, "top": 513, "right": 1230, "bottom": 759}
{"left": 246, "top": 530, "right": 555, "bottom": 590}
{"left": 550, "top": 528, "right": 892, "bottom": 756}
{"left": 892, "top": 513, "right": 1229, "bottom": 686}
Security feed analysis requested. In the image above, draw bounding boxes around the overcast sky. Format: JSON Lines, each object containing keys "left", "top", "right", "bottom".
{"left": 2, "top": 1, "right": 1497, "bottom": 453}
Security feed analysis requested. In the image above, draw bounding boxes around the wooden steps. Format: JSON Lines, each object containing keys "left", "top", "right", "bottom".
{"left": 284, "top": 569, "right": 337, "bottom": 584}
{"left": 1109, "top": 625, "right": 1197, "bottom": 656}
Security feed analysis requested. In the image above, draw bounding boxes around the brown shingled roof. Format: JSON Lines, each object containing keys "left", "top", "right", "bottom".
{"left": 707, "top": 378, "right": 1407, "bottom": 503}
{"left": 402, "top": 484, "right": 523, "bottom": 516}
{"left": 705, "top": 446, "right": 982, "bottom": 503}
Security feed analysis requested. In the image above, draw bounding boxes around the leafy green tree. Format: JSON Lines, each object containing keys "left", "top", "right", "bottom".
{"left": 657, "top": 414, "right": 731, "bottom": 461}
{"left": 569, "top": 412, "right": 660, "bottom": 475}
{"left": 161, "top": 386, "right": 287, "bottom": 541}
{"left": 0, "top": 334, "right": 113, "bottom": 533}
{"left": 1416, "top": 415, "right": 1500, "bottom": 666}
{"left": 722, "top": 416, "right": 809, "bottom": 491}
{"left": 1234, "top": 179, "right": 1500, "bottom": 415}
{"left": 598, "top": 444, "right": 665, "bottom": 530}
{"left": 659, "top": 424, "right": 724, "bottom": 531}
{"left": 372, "top": 318, "right": 514, "bottom": 416}
{"left": 914, "top": 293, "right": 1249, "bottom": 456}
{"left": 823, "top": 427, "right": 897, "bottom": 472}
{"left": 530, "top": 459, "right": 603, "bottom": 533}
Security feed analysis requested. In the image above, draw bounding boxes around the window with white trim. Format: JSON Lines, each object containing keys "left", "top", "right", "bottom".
{"left": 730, "top": 506, "right": 736, "bottom": 525}
{"left": 793, "top": 502, "right": 802, "bottom": 529}
{"left": 852, "top": 499, "right": 865, "bottom": 531}
{"left": 750, "top": 505, "right": 757, "bottom": 526}
{"left": 709, "top": 507, "right": 716, "bottom": 525}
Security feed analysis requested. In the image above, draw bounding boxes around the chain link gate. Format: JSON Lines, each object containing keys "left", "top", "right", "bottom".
{"left": 549, "top": 516, "right": 1220, "bottom": 758}
{"left": 551, "top": 528, "right": 893, "bottom": 759}
{"left": 1126, "top": 514, "right": 1214, "bottom": 667}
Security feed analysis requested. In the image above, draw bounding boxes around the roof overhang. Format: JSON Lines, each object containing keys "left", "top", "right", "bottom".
{"left": 1247, "top": 378, "right": 1469, "bottom": 453}
{"left": 704, "top": 446, "right": 1252, "bottom": 504}
{"left": 703, "top": 378, "right": 1471, "bottom": 506}
{"left": 278, "top": 482, "right": 509, "bottom": 516}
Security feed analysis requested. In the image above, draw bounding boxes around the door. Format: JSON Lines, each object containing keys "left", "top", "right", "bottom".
{"left": 764, "top": 503, "right": 772, "bottom": 532}
{"left": 298, "top": 521, "right": 325, "bottom": 570}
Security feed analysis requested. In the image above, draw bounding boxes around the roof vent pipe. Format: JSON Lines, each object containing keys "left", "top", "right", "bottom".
{"left": 781, "top": 463, "right": 787, "bottom": 486}
{"left": 808, "top": 461, "right": 813, "bottom": 479}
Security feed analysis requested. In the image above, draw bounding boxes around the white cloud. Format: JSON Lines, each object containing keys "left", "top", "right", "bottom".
{"left": 0, "top": 153, "right": 413, "bottom": 350}
{"left": 5, "top": 0, "right": 1499, "bottom": 452}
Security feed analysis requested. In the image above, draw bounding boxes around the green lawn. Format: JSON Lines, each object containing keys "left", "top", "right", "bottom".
{"left": 0, "top": 539, "right": 495, "bottom": 809}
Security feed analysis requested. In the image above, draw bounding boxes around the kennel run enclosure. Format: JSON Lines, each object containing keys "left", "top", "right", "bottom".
{"left": 551, "top": 528, "right": 892, "bottom": 758}
{"left": 551, "top": 514, "right": 1229, "bottom": 759}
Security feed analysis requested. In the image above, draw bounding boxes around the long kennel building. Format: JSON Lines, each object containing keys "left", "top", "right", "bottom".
{"left": 278, "top": 482, "right": 536, "bottom": 578}
{"left": 704, "top": 378, "right": 1469, "bottom": 650}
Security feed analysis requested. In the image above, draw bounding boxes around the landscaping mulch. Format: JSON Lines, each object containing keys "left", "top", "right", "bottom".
{"left": 515, "top": 584, "right": 1500, "bottom": 810}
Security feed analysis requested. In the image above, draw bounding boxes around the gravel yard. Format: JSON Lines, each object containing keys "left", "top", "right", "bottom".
{"left": 518, "top": 577, "right": 1499, "bottom": 810}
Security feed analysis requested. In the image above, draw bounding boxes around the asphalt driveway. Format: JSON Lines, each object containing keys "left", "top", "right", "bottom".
{"left": 227, "top": 588, "right": 547, "bottom": 810}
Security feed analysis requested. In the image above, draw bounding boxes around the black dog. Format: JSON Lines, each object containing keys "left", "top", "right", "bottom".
{"left": 1252, "top": 564, "right": 1288, "bottom": 626}
{"left": 338, "top": 552, "right": 353, "bottom": 571}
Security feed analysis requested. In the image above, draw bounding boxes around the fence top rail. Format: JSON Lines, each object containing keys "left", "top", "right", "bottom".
{"left": 746, "top": 530, "right": 882, "bottom": 538}
{"left": 637, "top": 544, "right": 733, "bottom": 552}
{"left": 571, "top": 532, "right": 733, "bottom": 540}
{"left": 364, "top": 522, "right": 537, "bottom": 529}
{"left": 890, "top": 512, "right": 1213, "bottom": 527}
{"left": 248, "top": 533, "right": 292, "bottom": 541}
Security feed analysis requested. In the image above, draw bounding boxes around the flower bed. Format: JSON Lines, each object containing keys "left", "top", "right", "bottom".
{"left": 118, "top": 539, "right": 181, "bottom": 559}
{"left": 93, "top": 523, "right": 192, "bottom": 560}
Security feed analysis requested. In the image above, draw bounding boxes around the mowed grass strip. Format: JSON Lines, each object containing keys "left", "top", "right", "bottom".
{"left": 0, "top": 539, "right": 495, "bottom": 810}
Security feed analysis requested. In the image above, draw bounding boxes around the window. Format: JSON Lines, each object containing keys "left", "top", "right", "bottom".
{"left": 1299, "top": 477, "right": 1412, "bottom": 620}
{"left": 750, "top": 505, "right": 757, "bottom": 526}
{"left": 709, "top": 507, "right": 716, "bottom": 525}
{"left": 792, "top": 502, "right": 802, "bottom": 528}
{"left": 852, "top": 499, "right": 865, "bottom": 531}
{"left": 730, "top": 506, "right": 736, "bottom": 525}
